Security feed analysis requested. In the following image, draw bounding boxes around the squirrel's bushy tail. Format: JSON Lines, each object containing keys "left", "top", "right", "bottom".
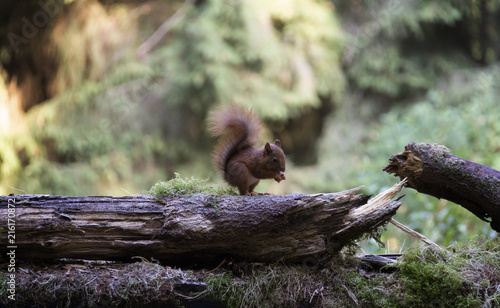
{"left": 208, "top": 104, "right": 261, "bottom": 172}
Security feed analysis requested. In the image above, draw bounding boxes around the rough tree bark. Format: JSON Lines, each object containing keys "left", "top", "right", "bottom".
{"left": 0, "top": 183, "right": 404, "bottom": 264}
{"left": 383, "top": 143, "right": 500, "bottom": 231}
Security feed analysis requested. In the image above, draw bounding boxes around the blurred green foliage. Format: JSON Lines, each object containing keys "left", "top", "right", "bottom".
{"left": 297, "top": 0, "right": 500, "bottom": 248}
{"left": 0, "top": 63, "right": 165, "bottom": 195}
{"left": 0, "top": 0, "right": 498, "bottom": 249}
{"left": 341, "top": 0, "right": 500, "bottom": 97}
{"left": 0, "top": 0, "right": 344, "bottom": 195}
{"left": 305, "top": 64, "right": 500, "bottom": 249}
{"left": 159, "top": 0, "right": 344, "bottom": 119}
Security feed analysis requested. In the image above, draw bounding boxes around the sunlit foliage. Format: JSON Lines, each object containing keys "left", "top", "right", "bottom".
{"left": 0, "top": 0, "right": 344, "bottom": 195}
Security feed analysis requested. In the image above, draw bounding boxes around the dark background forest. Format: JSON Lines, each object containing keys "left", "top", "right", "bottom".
{"left": 0, "top": 0, "right": 499, "bottom": 252}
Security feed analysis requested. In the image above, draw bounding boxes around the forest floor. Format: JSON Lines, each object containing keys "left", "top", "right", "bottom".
{"left": 1, "top": 236, "right": 499, "bottom": 307}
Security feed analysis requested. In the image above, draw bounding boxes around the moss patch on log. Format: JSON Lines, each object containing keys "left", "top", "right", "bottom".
{"left": 148, "top": 172, "right": 238, "bottom": 198}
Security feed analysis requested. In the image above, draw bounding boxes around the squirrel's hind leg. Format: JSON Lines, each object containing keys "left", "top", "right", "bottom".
{"left": 225, "top": 161, "right": 251, "bottom": 195}
{"left": 248, "top": 176, "right": 261, "bottom": 195}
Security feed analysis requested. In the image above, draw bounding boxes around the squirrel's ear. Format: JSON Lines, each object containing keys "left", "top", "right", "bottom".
{"left": 264, "top": 142, "right": 272, "bottom": 155}
{"left": 274, "top": 139, "right": 281, "bottom": 148}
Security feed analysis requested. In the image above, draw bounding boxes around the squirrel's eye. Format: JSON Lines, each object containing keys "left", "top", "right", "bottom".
{"left": 272, "top": 157, "right": 278, "bottom": 163}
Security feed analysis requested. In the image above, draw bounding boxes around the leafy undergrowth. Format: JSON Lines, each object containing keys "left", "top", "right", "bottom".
{"left": 1, "top": 237, "right": 499, "bottom": 307}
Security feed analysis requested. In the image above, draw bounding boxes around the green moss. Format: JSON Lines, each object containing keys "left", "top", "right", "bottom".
{"left": 203, "top": 254, "right": 400, "bottom": 308}
{"left": 148, "top": 173, "right": 237, "bottom": 198}
{"left": 205, "top": 273, "right": 246, "bottom": 308}
{"left": 1, "top": 238, "right": 499, "bottom": 307}
{"left": 396, "top": 237, "right": 500, "bottom": 307}
{"left": 202, "top": 237, "right": 500, "bottom": 307}
{"left": 0, "top": 261, "right": 188, "bottom": 307}
{"left": 399, "top": 255, "right": 469, "bottom": 306}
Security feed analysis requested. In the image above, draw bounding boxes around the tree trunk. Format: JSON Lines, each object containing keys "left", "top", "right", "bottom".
{"left": 0, "top": 183, "right": 404, "bottom": 264}
{"left": 383, "top": 143, "right": 500, "bottom": 231}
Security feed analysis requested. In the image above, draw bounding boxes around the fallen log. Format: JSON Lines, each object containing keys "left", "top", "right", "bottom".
{"left": 0, "top": 182, "right": 404, "bottom": 264}
{"left": 383, "top": 143, "right": 500, "bottom": 231}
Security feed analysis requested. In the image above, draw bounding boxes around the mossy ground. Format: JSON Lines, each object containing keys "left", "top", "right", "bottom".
{"left": 204, "top": 237, "right": 500, "bottom": 307}
{"left": 0, "top": 261, "right": 196, "bottom": 307}
{"left": 1, "top": 237, "right": 498, "bottom": 307}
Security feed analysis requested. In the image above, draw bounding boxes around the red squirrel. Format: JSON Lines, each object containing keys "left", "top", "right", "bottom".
{"left": 209, "top": 104, "right": 286, "bottom": 195}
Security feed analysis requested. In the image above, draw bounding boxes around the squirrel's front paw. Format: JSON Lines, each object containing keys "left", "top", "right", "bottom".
{"left": 274, "top": 171, "right": 286, "bottom": 182}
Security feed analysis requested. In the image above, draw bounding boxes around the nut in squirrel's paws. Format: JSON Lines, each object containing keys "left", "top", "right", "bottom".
{"left": 274, "top": 171, "right": 286, "bottom": 183}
